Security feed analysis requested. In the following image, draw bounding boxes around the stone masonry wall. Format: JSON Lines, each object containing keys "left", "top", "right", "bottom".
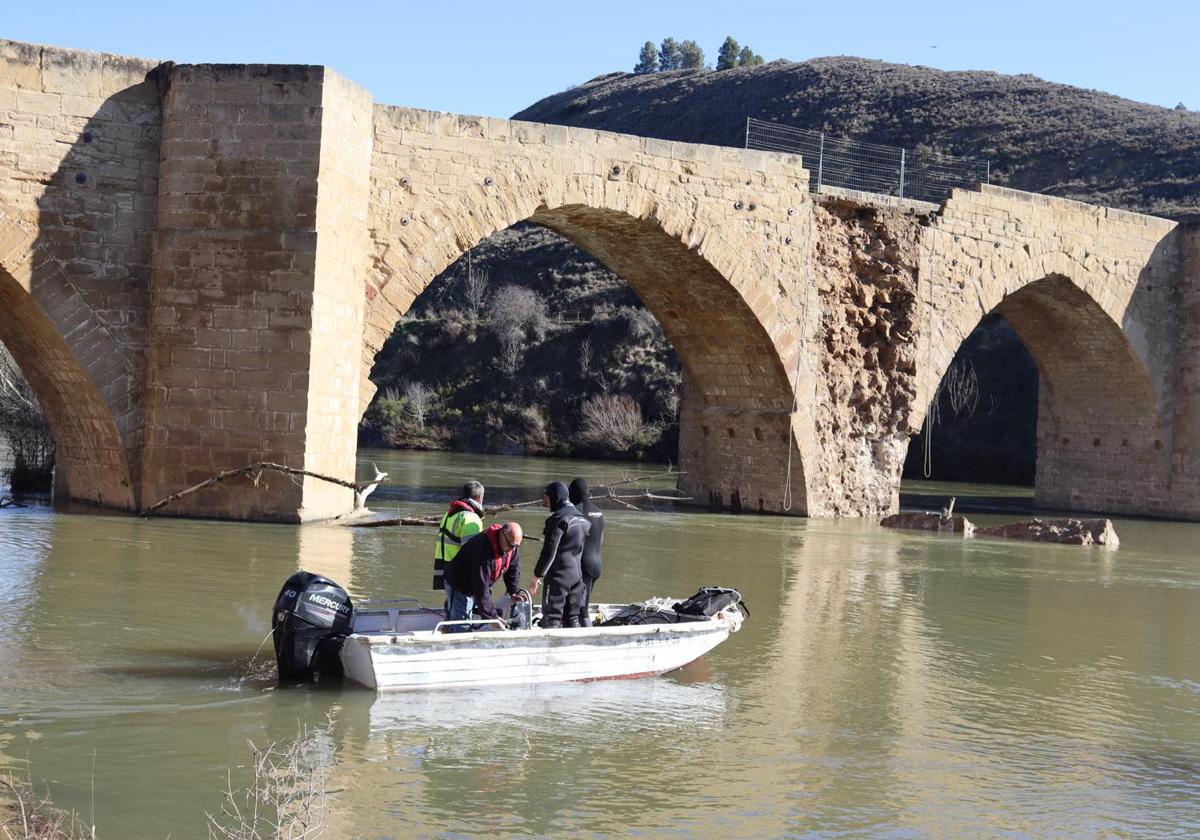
{"left": 142, "top": 64, "right": 347, "bottom": 521}
{"left": 921, "top": 185, "right": 1184, "bottom": 517}
{"left": 300, "top": 72, "right": 373, "bottom": 520}
{"left": 1169, "top": 224, "right": 1200, "bottom": 510}
{"left": 0, "top": 40, "right": 161, "bottom": 508}
{"left": 809, "top": 196, "right": 927, "bottom": 516}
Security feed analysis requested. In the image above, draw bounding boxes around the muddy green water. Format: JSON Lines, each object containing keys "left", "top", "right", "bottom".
{"left": 1, "top": 449, "right": 1199, "bottom": 838}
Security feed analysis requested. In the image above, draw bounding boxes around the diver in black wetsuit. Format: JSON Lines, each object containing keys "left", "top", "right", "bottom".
{"left": 569, "top": 477, "right": 604, "bottom": 627}
{"left": 530, "top": 481, "right": 590, "bottom": 628}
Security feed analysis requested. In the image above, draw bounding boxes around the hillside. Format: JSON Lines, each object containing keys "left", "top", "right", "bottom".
{"left": 363, "top": 59, "right": 1197, "bottom": 484}
{"left": 516, "top": 58, "right": 1200, "bottom": 220}
{"left": 362, "top": 226, "right": 681, "bottom": 462}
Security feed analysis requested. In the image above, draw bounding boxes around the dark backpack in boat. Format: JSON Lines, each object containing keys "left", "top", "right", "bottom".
{"left": 601, "top": 606, "right": 687, "bottom": 626}
{"left": 672, "top": 587, "right": 747, "bottom": 618}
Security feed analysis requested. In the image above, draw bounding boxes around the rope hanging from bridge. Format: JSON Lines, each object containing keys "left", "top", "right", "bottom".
{"left": 782, "top": 207, "right": 817, "bottom": 512}
{"left": 922, "top": 225, "right": 940, "bottom": 479}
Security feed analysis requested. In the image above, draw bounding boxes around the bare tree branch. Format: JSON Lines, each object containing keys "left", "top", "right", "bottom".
{"left": 348, "top": 467, "right": 688, "bottom": 531}
{"left": 140, "top": 462, "right": 388, "bottom": 518}
{"left": 403, "top": 381, "right": 433, "bottom": 430}
{"left": 461, "top": 261, "right": 490, "bottom": 322}
{"left": 0, "top": 342, "right": 54, "bottom": 493}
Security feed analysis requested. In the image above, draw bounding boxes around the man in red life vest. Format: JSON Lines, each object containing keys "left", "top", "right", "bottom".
{"left": 443, "top": 522, "right": 525, "bottom": 630}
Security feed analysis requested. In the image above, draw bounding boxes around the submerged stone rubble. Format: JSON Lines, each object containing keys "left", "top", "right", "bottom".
{"left": 881, "top": 511, "right": 1120, "bottom": 548}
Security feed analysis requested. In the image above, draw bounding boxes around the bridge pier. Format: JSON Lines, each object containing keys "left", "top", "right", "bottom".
{"left": 139, "top": 64, "right": 372, "bottom": 521}
{"left": 677, "top": 385, "right": 804, "bottom": 515}
{"left": 1167, "top": 223, "right": 1200, "bottom": 515}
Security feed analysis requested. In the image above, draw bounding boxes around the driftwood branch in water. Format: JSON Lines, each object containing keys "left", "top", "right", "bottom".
{"left": 352, "top": 515, "right": 442, "bottom": 529}
{"left": 484, "top": 466, "right": 687, "bottom": 511}
{"left": 600, "top": 489, "right": 693, "bottom": 512}
{"left": 351, "top": 514, "right": 544, "bottom": 541}
{"left": 140, "top": 462, "right": 388, "bottom": 518}
{"left": 480, "top": 499, "right": 548, "bottom": 516}
{"left": 0, "top": 496, "right": 26, "bottom": 509}
{"left": 350, "top": 467, "right": 690, "bottom": 527}
{"left": 602, "top": 467, "right": 684, "bottom": 491}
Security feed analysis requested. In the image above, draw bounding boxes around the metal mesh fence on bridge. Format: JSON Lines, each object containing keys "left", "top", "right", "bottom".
{"left": 744, "top": 118, "right": 990, "bottom": 204}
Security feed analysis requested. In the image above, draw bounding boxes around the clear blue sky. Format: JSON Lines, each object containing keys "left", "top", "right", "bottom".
{"left": 5, "top": 0, "right": 1196, "bottom": 117}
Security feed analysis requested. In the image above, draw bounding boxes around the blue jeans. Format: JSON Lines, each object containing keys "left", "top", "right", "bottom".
{"left": 445, "top": 584, "right": 475, "bottom": 633}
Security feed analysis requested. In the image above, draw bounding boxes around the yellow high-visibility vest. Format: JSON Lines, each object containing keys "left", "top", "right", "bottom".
{"left": 432, "top": 507, "right": 482, "bottom": 590}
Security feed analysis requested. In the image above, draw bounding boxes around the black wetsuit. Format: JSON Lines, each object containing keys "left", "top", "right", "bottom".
{"left": 569, "top": 477, "right": 604, "bottom": 627}
{"left": 534, "top": 481, "right": 590, "bottom": 628}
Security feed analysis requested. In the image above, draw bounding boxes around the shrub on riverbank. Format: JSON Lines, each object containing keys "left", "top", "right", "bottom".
{"left": 207, "top": 718, "right": 333, "bottom": 839}
{"left": 0, "top": 344, "right": 54, "bottom": 496}
{"left": 2, "top": 717, "right": 334, "bottom": 840}
{"left": 1, "top": 772, "right": 95, "bottom": 839}
{"left": 361, "top": 225, "right": 681, "bottom": 462}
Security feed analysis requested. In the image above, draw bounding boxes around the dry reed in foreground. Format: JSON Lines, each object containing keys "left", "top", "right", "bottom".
{"left": 0, "top": 772, "right": 95, "bottom": 840}
{"left": 206, "top": 716, "right": 335, "bottom": 840}
{"left": 2, "top": 715, "right": 335, "bottom": 840}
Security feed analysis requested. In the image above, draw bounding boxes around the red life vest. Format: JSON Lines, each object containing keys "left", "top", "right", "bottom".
{"left": 482, "top": 524, "right": 515, "bottom": 582}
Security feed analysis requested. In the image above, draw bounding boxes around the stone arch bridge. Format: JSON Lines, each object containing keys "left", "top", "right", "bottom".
{"left": 2, "top": 40, "right": 1197, "bottom": 521}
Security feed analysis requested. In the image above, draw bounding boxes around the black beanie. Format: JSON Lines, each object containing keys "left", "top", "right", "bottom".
{"left": 544, "top": 481, "right": 569, "bottom": 509}
{"left": 569, "top": 477, "right": 590, "bottom": 504}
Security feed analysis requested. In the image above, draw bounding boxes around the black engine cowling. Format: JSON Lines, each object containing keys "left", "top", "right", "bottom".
{"left": 272, "top": 571, "right": 354, "bottom": 683}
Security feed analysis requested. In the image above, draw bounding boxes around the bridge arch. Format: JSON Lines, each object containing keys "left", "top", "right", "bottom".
{"left": 0, "top": 228, "right": 137, "bottom": 508}
{"left": 912, "top": 235, "right": 1172, "bottom": 514}
{"left": 364, "top": 163, "right": 810, "bottom": 513}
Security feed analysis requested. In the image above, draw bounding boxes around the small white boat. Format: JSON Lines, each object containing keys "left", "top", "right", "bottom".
{"left": 272, "top": 572, "right": 747, "bottom": 692}
{"left": 340, "top": 598, "right": 745, "bottom": 692}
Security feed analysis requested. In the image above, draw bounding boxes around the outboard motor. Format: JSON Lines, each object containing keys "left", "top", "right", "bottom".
{"left": 272, "top": 571, "right": 354, "bottom": 683}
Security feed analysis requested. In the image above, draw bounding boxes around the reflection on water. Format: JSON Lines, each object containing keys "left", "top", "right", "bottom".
{"left": 363, "top": 676, "right": 729, "bottom": 735}
{"left": 0, "top": 449, "right": 1198, "bottom": 838}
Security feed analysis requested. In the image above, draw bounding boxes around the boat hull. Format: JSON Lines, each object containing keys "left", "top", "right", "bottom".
{"left": 341, "top": 616, "right": 738, "bottom": 692}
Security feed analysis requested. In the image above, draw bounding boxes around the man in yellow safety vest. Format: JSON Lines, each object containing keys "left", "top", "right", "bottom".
{"left": 433, "top": 480, "right": 486, "bottom": 606}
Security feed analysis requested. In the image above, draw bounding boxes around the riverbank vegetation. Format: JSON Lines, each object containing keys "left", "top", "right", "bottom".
{"left": 1, "top": 772, "right": 94, "bottom": 839}
{"left": 2, "top": 717, "right": 333, "bottom": 839}
{"left": 206, "top": 717, "right": 333, "bottom": 840}
{"left": 0, "top": 344, "right": 54, "bottom": 495}
{"left": 361, "top": 225, "right": 680, "bottom": 463}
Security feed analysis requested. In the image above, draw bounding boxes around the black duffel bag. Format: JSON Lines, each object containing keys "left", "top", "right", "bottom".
{"left": 672, "top": 587, "right": 749, "bottom": 618}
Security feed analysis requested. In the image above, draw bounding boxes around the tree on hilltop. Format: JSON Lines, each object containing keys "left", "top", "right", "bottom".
{"left": 634, "top": 41, "right": 659, "bottom": 74}
{"left": 717, "top": 37, "right": 741, "bottom": 70}
{"left": 679, "top": 40, "right": 705, "bottom": 69}
{"left": 738, "top": 46, "right": 764, "bottom": 67}
{"left": 659, "top": 38, "right": 682, "bottom": 71}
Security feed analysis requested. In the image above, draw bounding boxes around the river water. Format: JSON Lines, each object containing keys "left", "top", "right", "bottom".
{"left": 1, "top": 449, "right": 1198, "bottom": 838}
